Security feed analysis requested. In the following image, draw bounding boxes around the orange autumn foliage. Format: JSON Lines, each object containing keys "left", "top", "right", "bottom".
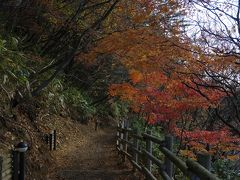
{"left": 78, "top": 0, "right": 239, "bottom": 158}
{"left": 129, "top": 70, "right": 143, "bottom": 84}
{"left": 175, "top": 128, "right": 240, "bottom": 159}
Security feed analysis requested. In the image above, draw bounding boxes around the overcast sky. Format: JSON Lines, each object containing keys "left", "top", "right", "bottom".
{"left": 183, "top": 0, "right": 240, "bottom": 53}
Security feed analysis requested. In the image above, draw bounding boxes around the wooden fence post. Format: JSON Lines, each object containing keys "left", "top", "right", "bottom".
{"left": 120, "top": 121, "right": 124, "bottom": 149}
{"left": 0, "top": 156, "right": 2, "bottom": 180}
{"left": 133, "top": 129, "right": 139, "bottom": 171}
{"left": 1, "top": 153, "right": 15, "bottom": 180}
{"left": 164, "top": 135, "right": 173, "bottom": 178}
{"left": 146, "top": 130, "right": 153, "bottom": 172}
{"left": 120, "top": 120, "right": 125, "bottom": 161}
{"left": 197, "top": 153, "right": 211, "bottom": 170}
{"left": 123, "top": 120, "right": 129, "bottom": 162}
{"left": 117, "top": 123, "right": 120, "bottom": 149}
{"left": 190, "top": 153, "right": 212, "bottom": 180}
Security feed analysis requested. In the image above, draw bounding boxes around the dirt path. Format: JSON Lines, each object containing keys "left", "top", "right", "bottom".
{"left": 49, "top": 121, "right": 142, "bottom": 180}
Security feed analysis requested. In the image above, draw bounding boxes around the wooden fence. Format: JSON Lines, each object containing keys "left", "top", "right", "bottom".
{"left": 1, "top": 150, "right": 28, "bottom": 180}
{"left": 116, "top": 121, "right": 220, "bottom": 180}
{"left": 0, "top": 153, "right": 12, "bottom": 180}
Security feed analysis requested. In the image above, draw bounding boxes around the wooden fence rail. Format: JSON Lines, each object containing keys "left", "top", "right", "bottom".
{"left": 116, "top": 121, "right": 220, "bottom": 180}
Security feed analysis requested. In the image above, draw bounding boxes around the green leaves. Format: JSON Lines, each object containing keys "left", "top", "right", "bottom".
{"left": 0, "top": 38, "right": 7, "bottom": 53}
{"left": 0, "top": 38, "right": 29, "bottom": 87}
{"left": 213, "top": 159, "right": 240, "bottom": 179}
{"left": 63, "top": 87, "right": 96, "bottom": 118}
{"left": 111, "top": 100, "right": 129, "bottom": 118}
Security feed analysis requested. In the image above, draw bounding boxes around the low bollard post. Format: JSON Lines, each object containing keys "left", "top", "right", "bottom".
{"left": 15, "top": 141, "right": 28, "bottom": 180}
{"left": 49, "top": 132, "right": 53, "bottom": 151}
{"left": 12, "top": 150, "right": 19, "bottom": 180}
{"left": 95, "top": 120, "right": 100, "bottom": 131}
{"left": 44, "top": 134, "right": 49, "bottom": 145}
{"left": 53, "top": 130, "right": 57, "bottom": 150}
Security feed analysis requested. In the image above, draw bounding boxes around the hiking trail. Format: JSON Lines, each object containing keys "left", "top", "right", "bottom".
{"left": 48, "top": 120, "right": 142, "bottom": 180}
